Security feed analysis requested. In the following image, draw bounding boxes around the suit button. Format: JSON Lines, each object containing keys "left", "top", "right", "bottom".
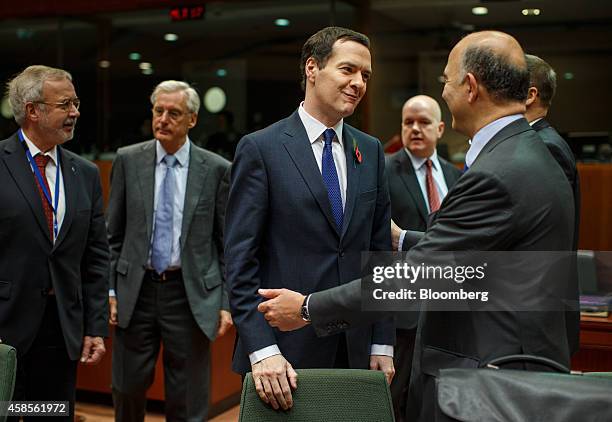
{"left": 41, "top": 288, "right": 49, "bottom": 296}
{"left": 339, "top": 251, "right": 345, "bottom": 257}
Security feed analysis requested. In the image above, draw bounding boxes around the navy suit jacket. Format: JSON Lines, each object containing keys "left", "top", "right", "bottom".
{"left": 0, "top": 133, "right": 109, "bottom": 360}
{"left": 225, "top": 110, "right": 394, "bottom": 374}
{"left": 533, "top": 118, "right": 581, "bottom": 354}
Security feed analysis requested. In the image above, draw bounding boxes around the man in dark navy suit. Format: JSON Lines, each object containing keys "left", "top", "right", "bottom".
{"left": 0, "top": 65, "right": 109, "bottom": 421}
{"left": 225, "top": 26, "right": 395, "bottom": 411}
{"left": 525, "top": 53, "right": 581, "bottom": 355}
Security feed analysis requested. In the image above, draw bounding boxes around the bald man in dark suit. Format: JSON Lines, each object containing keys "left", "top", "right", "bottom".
{"left": 386, "top": 95, "right": 460, "bottom": 421}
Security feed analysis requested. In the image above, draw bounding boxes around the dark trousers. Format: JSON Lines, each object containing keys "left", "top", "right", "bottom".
{"left": 9, "top": 296, "right": 77, "bottom": 422}
{"left": 391, "top": 328, "right": 417, "bottom": 422}
{"left": 112, "top": 273, "right": 210, "bottom": 422}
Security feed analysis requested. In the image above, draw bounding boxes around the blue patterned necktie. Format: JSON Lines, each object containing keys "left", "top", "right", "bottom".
{"left": 151, "top": 154, "right": 177, "bottom": 274}
{"left": 322, "top": 128, "right": 343, "bottom": 231}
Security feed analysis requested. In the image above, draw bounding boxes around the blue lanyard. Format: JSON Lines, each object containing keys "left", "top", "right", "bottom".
{"left": 18, "top": 129, "right": 61, "bottom": 239}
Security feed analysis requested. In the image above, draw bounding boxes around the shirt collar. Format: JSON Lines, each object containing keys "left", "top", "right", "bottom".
{"left": 404, "top": 148, "right": 440, "bottom": 171}
{"left": 298, "top": 102, "right": 344, "bottom": 146}
{"left": 465, "top": 114, "right": 523, "bottom": 167}
{"left": 21, "top": 131, "right": 58, "bottom": 165}
{"left": 155, "top": 137, "right": 191, "bottom": 166}
{"left": 529, "top": 117, "right": 543, "bottom": 126}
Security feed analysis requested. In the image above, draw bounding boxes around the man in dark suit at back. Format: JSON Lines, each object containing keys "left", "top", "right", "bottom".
{"left": 0, "top": 65, "right": 109, "bottom": 421}
{"left": 525, "top": 54, "right": 581, "bottom": 354}
{"left": 107, "top": 80, "right": 232, "bottom": 422}
{"left": 386, "top": 95, "right": 461, "bottom": 421}
{"left": 257, "top": 31, "right": 577, "bottom": 422}
{"left": 226, "top": 26, "right": 395, "bottom": 411}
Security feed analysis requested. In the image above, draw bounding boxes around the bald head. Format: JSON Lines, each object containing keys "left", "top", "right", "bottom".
{"left": 403, "top": 95, "right": 442, "bottom": 121}
{"left": 459, "top": 31, "right": 526, "bottom": 68}
{"left": 442, "top": 30, "right": 529, "bottom": 137}
{"left": 401, "top": 95, "right": 444, "bottom": 158}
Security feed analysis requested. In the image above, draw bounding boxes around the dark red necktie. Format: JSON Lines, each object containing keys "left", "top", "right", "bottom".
{"left": 33, "top": 154, "right": 54, "bottom": 238}
{"left": 425, "top": 159, "right": 441, "bottom": 212}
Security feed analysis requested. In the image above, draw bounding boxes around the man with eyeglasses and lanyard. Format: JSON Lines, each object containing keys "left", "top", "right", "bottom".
{"left": 106, "top": 80, "right": 232, "bottom": 422}
{"left": 0, "top": 65, "right": 109, "bottom": 421}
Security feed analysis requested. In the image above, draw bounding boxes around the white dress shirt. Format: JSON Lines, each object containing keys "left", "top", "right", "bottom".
{"left": 298, "top": 103, "right": 347, "bottom": 208}
{"left": 397, "top": 149, "right": 449, "bottom": 251}
{"left": 249, "top": 106, "right": 393, "bottom": 365}
{"left": 405, "top": 149, "right": 449, "bottom": 213}
{"left": 22, "top": 132, "right": 66, "bottom": 243}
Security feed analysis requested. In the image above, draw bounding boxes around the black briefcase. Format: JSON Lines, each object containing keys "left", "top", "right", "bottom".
{"left": 435, "top": 354, "right": 612, "bottom": 421}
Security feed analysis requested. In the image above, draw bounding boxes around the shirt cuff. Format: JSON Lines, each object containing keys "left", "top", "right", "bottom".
{"left": 109, "top": 289, "right": 116, "bottom": 297}
{"left": 249, "top": 345, "right": 282, "bottom": 365}
{"left": 398, "top": 230, "right": 407, "bottom": 252}
{"left": 370, "top": 344, "right": 394, "bottom": 358}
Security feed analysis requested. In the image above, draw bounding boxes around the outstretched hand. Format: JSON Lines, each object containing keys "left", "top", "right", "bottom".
{"left": 258, "top": 288, "right": 307, "bottom": 331}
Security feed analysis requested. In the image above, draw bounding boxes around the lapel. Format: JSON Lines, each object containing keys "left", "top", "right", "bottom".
{"left": 472, "top": 118, "right": 533, "bottom": 168}
{"left": 136, "top": 141, "right": 157, "bottom": 243}
{"left": 180, "top": 144, "right": 210, "bottom": 251}
{"left": 1, "top": 133, "right": 51, "bottom": 242}
{"left": 282, "top": 111, "right": 340, "bottom": 236}
{"left": 395, "top": 151, "right": 428, "bottom": 223}
{"left": 52, "top": 147, "right": 77, "bottom": 250}
{"left": 440, "top": 159, "right": 459, "bottom": 187}
{"left": 340, "top": 125, "right": 361, "bottom": 238}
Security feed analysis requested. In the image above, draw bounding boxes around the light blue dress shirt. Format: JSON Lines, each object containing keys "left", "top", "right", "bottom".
{"left": 109, "top": 138, "right": 190, "bottom": 298}
{"left": 148, "top": 139, "right": 191, "bottom": 268}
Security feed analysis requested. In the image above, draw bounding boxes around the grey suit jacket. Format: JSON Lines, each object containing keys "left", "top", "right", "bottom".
{"left": 107, "top": 139, "right": 230, "bottom": 340}
{"left": 386, "top": 150, "right": 461, "bottom": 329}
{"left": 307, "top": 118, "right": 576, "bottom": 421}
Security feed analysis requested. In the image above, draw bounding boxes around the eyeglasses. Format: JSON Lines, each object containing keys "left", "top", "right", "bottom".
{"left": 34, "top": 98, "right": 81, "bottom": 112}
{"left": 152, "top": 107, "right": 189, "bottom": 121}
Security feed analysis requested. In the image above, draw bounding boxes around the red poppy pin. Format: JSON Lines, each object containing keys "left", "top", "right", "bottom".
{"left": 352, "top": 138, "right": 363, "bottom": 165}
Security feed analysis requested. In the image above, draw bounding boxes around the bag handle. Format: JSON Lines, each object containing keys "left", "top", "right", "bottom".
{"left": 486, "top": 354, "right": 570, "bottom": 373}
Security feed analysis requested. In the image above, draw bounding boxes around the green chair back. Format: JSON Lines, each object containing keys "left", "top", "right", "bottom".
{"left": 0, "top": 343, "right": 17, "bottom": 422}
{"left": 585, "top": 372, "right": 612, "bottom": 379}
{"left": 239, "top": 368, "right": 395, "bottom": 422}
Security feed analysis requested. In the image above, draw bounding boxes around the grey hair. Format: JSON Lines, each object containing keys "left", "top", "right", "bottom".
{"left": 150, "top": 80, "right": 200, "bottom": 114}
{"left": 6, "top": 65, "right": 72, "bottom": 125}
